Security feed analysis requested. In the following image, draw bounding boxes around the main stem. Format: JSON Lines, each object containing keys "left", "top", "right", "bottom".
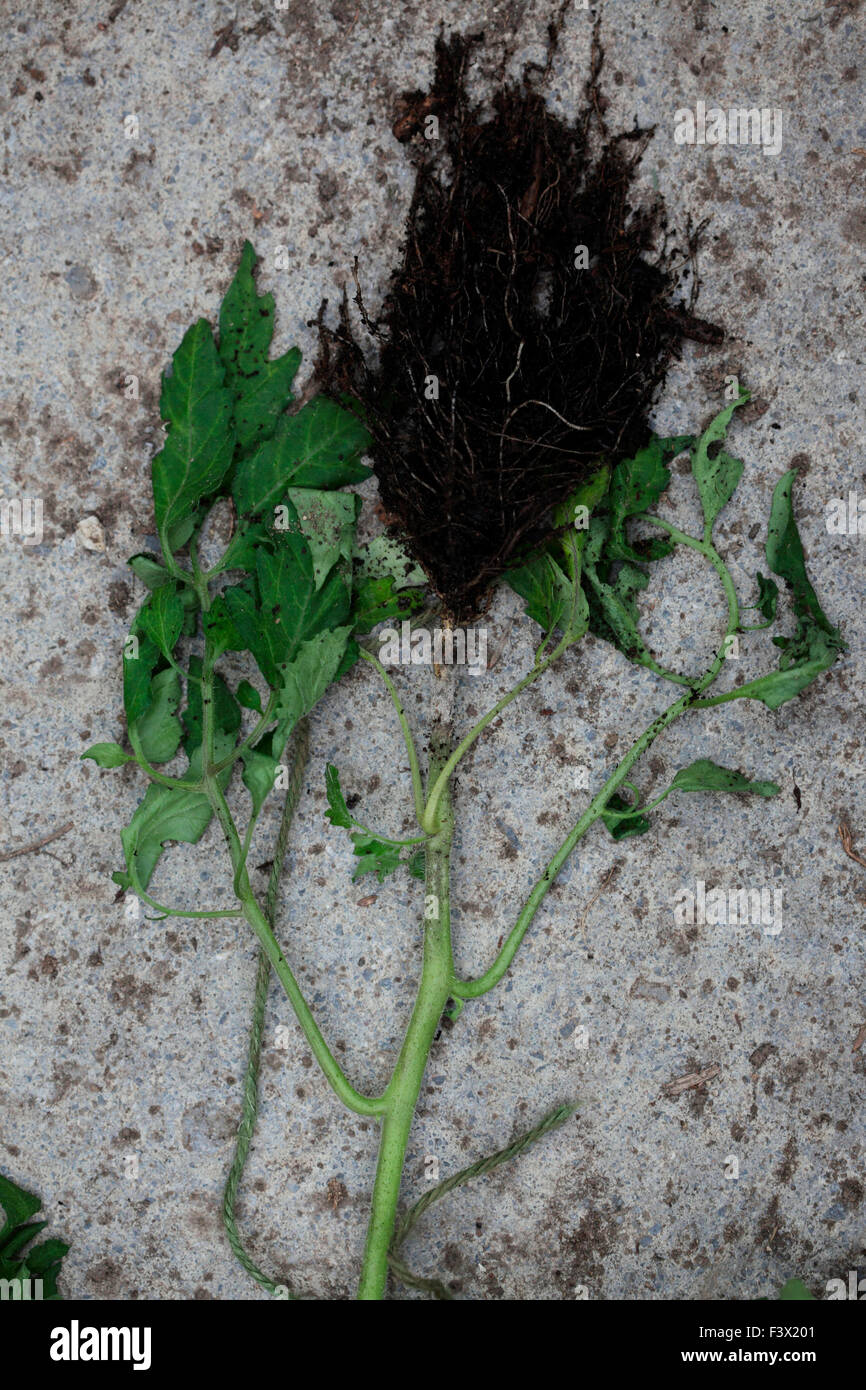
{"left": 357, "top": 718, "right": 455, "bottom": 1299}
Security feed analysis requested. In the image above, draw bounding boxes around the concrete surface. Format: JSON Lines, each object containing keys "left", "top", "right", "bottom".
{"left": 0, "top": 0, "right": 864, "bottom": 1300}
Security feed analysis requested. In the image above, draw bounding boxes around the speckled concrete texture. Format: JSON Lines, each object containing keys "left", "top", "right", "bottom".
{"left": 0, "top": 0, "right": 864, "bottom": 1300}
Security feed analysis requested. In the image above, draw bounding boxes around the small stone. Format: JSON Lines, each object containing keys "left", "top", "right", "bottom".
{"left": 76, "top": 515, "right": 105, "bottom": 551}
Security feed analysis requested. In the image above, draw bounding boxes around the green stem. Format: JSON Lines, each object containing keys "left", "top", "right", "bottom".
{"left": 359, "top": 648, "right": 426, "bottom": 823}
{"left": 454, "top": 530, "right": 740, "bottom": 999}
{"left": 357, "top": 719, "right": 456, "bottom": 1299}
{"left": 422, "top": 634, "right": 569, "bottom": 834}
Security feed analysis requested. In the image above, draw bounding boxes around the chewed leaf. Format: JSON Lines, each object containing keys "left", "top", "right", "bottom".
{"left": 232, "top": 398, "right": 371, "bottom": 518}
{"left": 699, "top": 472, "right": 844, "bottom": 711}
{"left": 114, "top": 781, "right": 216, "bottom": 892}
{"left": 81, "top": 742, "right": 132, "bottom": 769}
{"left": 753, "top": 573, "right": 779, "bottom": 623}
{"left": 181, "top": 657, "right": 241, "bottom": 755}
{"left": 353, "top": 534, "right": 427, "bottom": 591}
{"left": 152, "top": 319, "right": 235, "bottom": 544}
{"left": 325, "top": 763, "right": 354, "bottom": 829}
{"left": 351, "top": 574, "right": 424, "bottom": 635}
{"left": 288, "top": 488, "right": 359, "bottom": 590}
{"left": 218, "top": 240, "right": 301, "bottom": 452}
{"left": 691, "top": 391, "right": 749, "bottom": 531}
{"left": 607, "top": 435, "right": 693, "bottom": 561}
{"left": 669, "top": 760, "right": 779, "bottom": 798}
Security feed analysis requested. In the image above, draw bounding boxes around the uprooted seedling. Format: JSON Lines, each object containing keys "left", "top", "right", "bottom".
{"left": 83, "top": 26, "right": 845, "bottom": 1301}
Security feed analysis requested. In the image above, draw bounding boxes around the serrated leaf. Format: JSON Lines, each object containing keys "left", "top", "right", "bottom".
{"left": 669, "top": 759, "right": 779, "bottom": 798}
{"left": 351, "top": 573, "right": 425, "bottom": 634}
{"left": 137, "top": 582, "right": 184, "bottom": 663}
{"left": 325, "top": 762, "right": 354, "bottom": 829}
{"left": 151, "top": 318, "right": 235, "bottom": 543}
{"left": 691, "top": 393, "right": 748, "bottom": 531}
{"left": 506, "top": 552, "right": 572, "bottom": 633}
{"left": 131, "top": 667, "right": 183, "bottom": 764}
{"left": 225, "top": 538, "right": 350, "bottom": 687}
{"left": 81, "top": 742, "right": 133, "bottom": 769}
{"left": 218, "top": 240, "right": 301, "bottom": 453}
{"left": 271, "top": 626, "right": 352, "bottom": 751}
{"left": 115, "top": 782, "right": 217, "bottom": 892}
{"left": 232, "top": 397, "right": 371, "bottom": 518}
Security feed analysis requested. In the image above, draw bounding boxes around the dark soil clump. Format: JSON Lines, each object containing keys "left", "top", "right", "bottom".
{"left": 317, "top": 22, "right": 721, "bottom": 620}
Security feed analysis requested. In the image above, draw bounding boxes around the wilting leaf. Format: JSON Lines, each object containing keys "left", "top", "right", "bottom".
{"left": 669, "top": 760, "right": 779, "bottom": 798}
{"left": 608, "top": 435, "right": 692, "bottom": 560}
{"left": 127, "top": 552, "right": 171, "bottom": 590}
{"left": 691, "top": 393, "right": 748, "bottom": 532}
{"left": 600, "top": 793, "right": 650, "bottom": 840}
{"left": 236, "top": 679, "right": 262, "bottom": 713}
{"left": 325, "top": 762, "right": 354, "bottom": 830}
{"left": 181, "top": 657, "right": 242, "bottom": 755}
{"left": 271, "top": 627, "right": 352, "bottom": 752}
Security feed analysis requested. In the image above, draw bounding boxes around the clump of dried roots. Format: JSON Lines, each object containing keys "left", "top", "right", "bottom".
{"left": 317, "top": 22, "right": 721, "bottom": 620}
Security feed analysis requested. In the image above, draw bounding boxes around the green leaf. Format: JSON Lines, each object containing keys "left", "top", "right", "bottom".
{"left": 232, "top": 397, "right": 371, "bottom": 518}
{"left": 0, "top": 1175, "right": 42, "bottom": 1239}
{"left": 600, "top": 794, "right": 650, "bottom": 840}
{"left": 506, "top": 552, "right": 573, "bottom": 633}
{"left": 608, "top": 435, "right": 693, "bottom": 561}
{"left": 181, "top": 657, "right": 242, "bottom": 755}
{"left": 668, "top": 759, "right": 779, "bottom": 798}
{"left": 691, "top": 392, "right": 749, "bottom": 531}
{"left": 114, "top": 781, "right": 216, "bottom": 892}
{"left": 131, "top": 667, "right": 183, "bottom": 764}
{"left": 288, "top": 488, "right": 359, "bottom": 589}
{"left": 224, "top": 538, "right": 350, "bottom": 687}
{"left": 241, "top": 745, "right": 280, "bottom": 818}
{"left": 408, "top": 849, "right": 426, "bottom": 881}
{"left": 218, "top": 240, "right": 301, "bottom": 453}
{"left": 700, "top": 472, "right": 844, "bottom": 711}
{"left": 778, "top": 1278, "right": 815, "bottom": 1301}
{"left": 351, "top": 574, "right": 425, "bottom": 635}
{"left": 350, "top": 835, "right": 403, "bottom": 882}
{"left": 128, "top": 553, "right": 171, "bottom": 589}
{"left": 753, "top": 572, "right": 779, "bottom": 624}
{"left": 236, "top": 679, "right": 262, "bottom": 713}
{"left": 81, "top": 742, "right": 133, "bottom": 769}
{"left": 766, "top": 469, "right": 843, "bottom": 661}
{"left": 137, "top": 583, "right": 184, "bottom": 663}
{"left": 353, "top": 534, "right": 427, "bottom": 591}
{"left": 151, "top": 318, "right": 235, "bottom": 543}
{"left": 325, "top": 762, "right": 354, "bottom": 829}
{"left": 123, "top": 631, "right": 160, "bottom": 724}
{"left": 271, "top": 627, "right": 352, "bottom": 752}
